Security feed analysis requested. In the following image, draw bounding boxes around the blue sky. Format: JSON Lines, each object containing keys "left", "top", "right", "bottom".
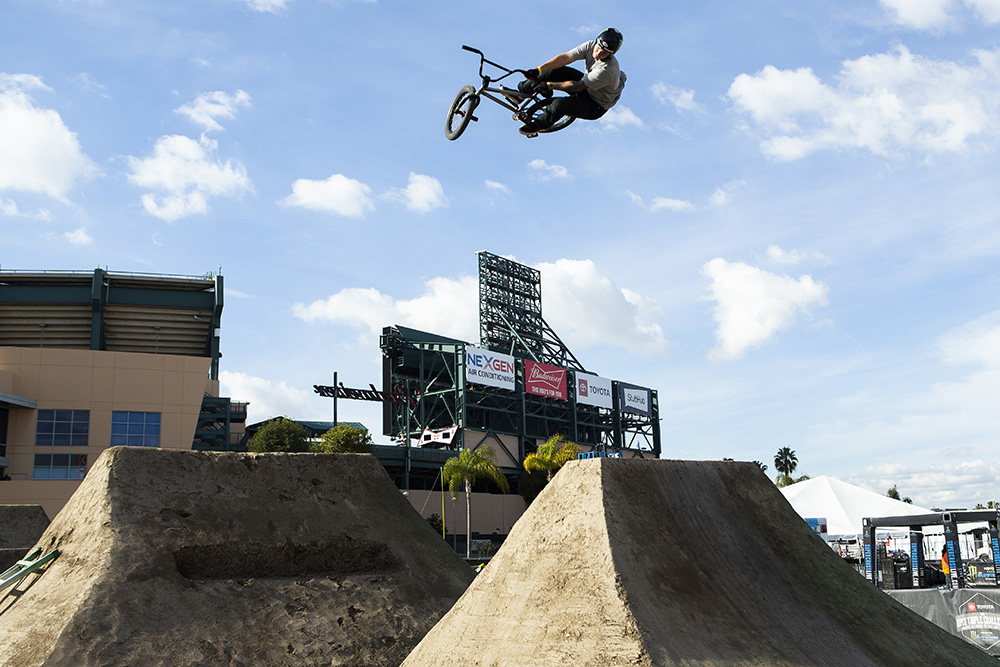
{"left": 3, "top": 0, "right": 999, "bottom": 510}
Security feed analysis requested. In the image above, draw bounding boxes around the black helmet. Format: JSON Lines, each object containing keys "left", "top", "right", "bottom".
{"left": 597, "top": 28, "right": 623, "bottom": 54}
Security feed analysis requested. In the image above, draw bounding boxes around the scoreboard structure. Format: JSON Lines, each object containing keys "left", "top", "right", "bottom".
{"left": 375, "top": 251, "right": 660, "bottom": 476}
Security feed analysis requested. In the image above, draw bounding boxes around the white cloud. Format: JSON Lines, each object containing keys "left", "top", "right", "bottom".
{"left": 701, "top": 257, "right": 830, "bottom": 361}
{"left": 485, "top": 179, "right": 510, "bottom": 194}
{"left": 528, "top": 159, "right": 570, "bottom": 181}
{"left": 385, "top": 172, "right": 448, "bottom": 213}
{"left": 291, "top": 258, "right": 669, "bottom": 357}
{"left": 246, "top": 0, "right": 292, "bottom": 13}
{"left": 728, "top": 45, "right": 1000, "bottom": 160}
{"left": 599, "top": 105, "right": 644, "bottom": 131}
{"left": 848, "top": 460, "right": 1000, "bottom": 510}
{"left": 0, "top": 73, "right": 97, "bottom": 199}
{"left": 64, "top": 227, "right": 93, "bottom": 246}
{"left": 880, "top": 0, "right": 1000, "bottom": 28}
{"left": 650, "top": 197, "right": 695, "bottom": 212}
{"left": 627, "top": 190, "right": 695, "bottom": 213}
{"left": 880, "top": 0, "right": 956, "bottom": 29}
{"left": 709, "top": 180, "right": 744, "bottom": 208}
{"left": 938, "top": 309, "right": 1000, "bottom": 369}
{"left": 766, "top": 245, "right": 831, "bottom": 266}
{"left": 219, "top": 370, "right": 323, "bottom": 425}
{"left": 292, "top": 276, "right": 480, "bottom": 343}
{"left": 536, "top": 259, "right": 669, "bottom": 357}
{"left": 72, "top": 73, "right": 110, "bottom": 98}
{"left": 1, "top": 198, "right": 19, "bottom": 216}
{"left": 966, "top": 0, "right": 1000, "bottom": 23}
{"left": 652, "top": 82, "right": 701, "bottom": 113}
{"left": 126, "top": 134, "right": 251, "bottom": 221}
{"left": 281, "top": 173, "right": 374, "bottom": 217}
{"left": 176, "top": 90, "right": 251, "bottom": 133}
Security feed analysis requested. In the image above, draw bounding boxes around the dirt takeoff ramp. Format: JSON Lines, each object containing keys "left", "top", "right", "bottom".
{"left": 403, "top": 459, "right": 994, "bottom": 667}
{"left": 0, "top": 447, "right": 474, "bottom": 667}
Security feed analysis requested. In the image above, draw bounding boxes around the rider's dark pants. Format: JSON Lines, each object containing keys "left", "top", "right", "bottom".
{"left": 518, "top": 66, "right": 607, "bottom": 128}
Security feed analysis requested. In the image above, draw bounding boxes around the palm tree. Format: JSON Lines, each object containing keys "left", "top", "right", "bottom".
{"left": 442, "top": 445, "right": 510, "bottom": 559}
{"left": 774, "top": 447, "right": 798, "bottom": 487}
{"left": 523, "top": 435, "right": 578, "bottom": 481}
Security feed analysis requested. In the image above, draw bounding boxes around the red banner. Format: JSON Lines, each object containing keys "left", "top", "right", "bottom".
{"left": 524, "top": 360, "right": 567, "bottom": 400}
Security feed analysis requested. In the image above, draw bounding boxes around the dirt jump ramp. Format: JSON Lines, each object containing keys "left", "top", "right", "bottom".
{"left": 403, "top": 458, "right": 994, "bottom": 667}
{"left": 0, "top": 447, "right": 474, "bottom": 667}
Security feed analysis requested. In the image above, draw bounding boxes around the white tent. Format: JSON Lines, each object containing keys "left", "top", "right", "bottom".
{"left": 780, "top": 476, "right": 935, "bottom": 537}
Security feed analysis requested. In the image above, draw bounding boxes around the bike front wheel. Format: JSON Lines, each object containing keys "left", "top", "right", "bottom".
{"left": 445, "top": 85, "right": 479, "bottom": 140}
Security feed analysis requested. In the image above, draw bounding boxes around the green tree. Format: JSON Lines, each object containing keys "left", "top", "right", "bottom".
{"left": 887, "top": 485, "right": 913, "bottom": 504}
{"left": 523, "top": 434, "right": 578, "bottom": 481}
{"left": 312, "top": 423, "right": 373, "bottom": 453}
{"left": 974, "top": 501, "right": 998, "bottom": 509}
{"left": 247, "top": 417, "right": 309, "bottom": 453}
{"left": 773, "top": 447, "right": 798, "bottom": 487}
{"left": 441, "top": 445, "right": 510, "bottom": 559}
{"left": 425, "top": 513, "right": 444, "bottom": 536}
{"left": 753, "top": 460, "right": 768, "bottom": 473}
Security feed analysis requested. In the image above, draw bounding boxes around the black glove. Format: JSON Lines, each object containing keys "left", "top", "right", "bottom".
{"left": 531, "top": 80, "right": 549, "bottom": 94}
{"left": 522, "top": 67, "right": 541, "bottom": 80}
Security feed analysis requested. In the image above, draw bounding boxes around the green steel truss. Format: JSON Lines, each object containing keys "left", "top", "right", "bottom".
{"left": 477, "top": 251, "right": 584, "bottom": 370}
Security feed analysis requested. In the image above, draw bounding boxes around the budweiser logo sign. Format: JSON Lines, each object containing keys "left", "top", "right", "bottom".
{"left": 525, "top": 360, "right": 567, "bottom": 400}
{"left": 528, "top": 364, "right": 565, "bottom": 387}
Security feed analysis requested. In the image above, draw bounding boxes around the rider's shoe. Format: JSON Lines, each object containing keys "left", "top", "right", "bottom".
{"left": 500, "top": 86, "right": 523, "bottom": 107}
{"left": 519, "top": 122, "right": 541, "bottom": 136}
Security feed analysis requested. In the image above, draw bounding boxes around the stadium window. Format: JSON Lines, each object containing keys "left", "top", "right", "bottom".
{"left": 33, "top": 453, "right": 88, "bottom": 480}
{"left": 111, "top": 411, "right": 161, "bottom": 447}
{"left": 35, "top": 409, "right": 90, "bottom": 447}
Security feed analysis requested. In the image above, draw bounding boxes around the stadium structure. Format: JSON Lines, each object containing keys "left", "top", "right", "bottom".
{"left": 0, "top": 268, "right": 246, "bottom": 516}
{"left": 315, "top": 251, "right": 661, "bottom": 494}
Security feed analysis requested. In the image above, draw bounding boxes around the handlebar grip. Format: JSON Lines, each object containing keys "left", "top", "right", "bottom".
{"left": 462, "top": 45, "right": 483, "bottom": 55}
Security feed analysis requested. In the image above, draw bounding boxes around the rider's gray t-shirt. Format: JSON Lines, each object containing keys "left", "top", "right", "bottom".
{"left": 569, "top": 40, "right": 626, "bottom": 110}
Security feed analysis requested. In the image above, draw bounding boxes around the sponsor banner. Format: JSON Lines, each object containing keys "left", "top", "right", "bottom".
{"left": 314, "top": 382, "right": 404, "bottom": 403}
{"left": 465, "top": 346, "right": 516, "bottom": 391}
{"left": 419, "top": 425, "right": 460, "bottom": 447}
{"left": 619, "top": 382, "right": 652, "bottom": 416}
{"left": 525, "top": 360, "right": 568, "bottom": 400}
{"left": 888, "top": 588, "right": 1000, "bottom": 656}
{"left": 575, "top": 372, "right": 613, "bottom": 409}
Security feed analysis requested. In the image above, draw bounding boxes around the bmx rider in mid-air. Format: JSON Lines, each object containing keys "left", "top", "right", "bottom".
{"left": 515, "top": 28, "right": 626, "bottom": 136}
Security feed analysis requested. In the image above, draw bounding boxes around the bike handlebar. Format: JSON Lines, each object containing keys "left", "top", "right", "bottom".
{"left": 461, "top": 45, "right": 517, "bottom": 81}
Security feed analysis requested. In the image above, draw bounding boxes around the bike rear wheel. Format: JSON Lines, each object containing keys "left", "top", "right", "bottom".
{"left": 520, "top": 98, "right": 575, "bottom": 134}
{"left": 445, "top": 85, "right": 479, "bottom": 140}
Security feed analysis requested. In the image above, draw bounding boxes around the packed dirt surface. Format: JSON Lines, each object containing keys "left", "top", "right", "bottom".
{"left": 0, "top": 505, "right": 50, "bottom": 571}
{"left": 0, "top": 447, "right": 474, "bottom": 667}
{"left": 403, "top": 458, "right": 996, "bottom": 667}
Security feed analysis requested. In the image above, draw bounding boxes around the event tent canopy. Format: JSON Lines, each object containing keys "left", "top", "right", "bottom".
{"left": 780, "top": 476, "right": 934, "bottom": 537}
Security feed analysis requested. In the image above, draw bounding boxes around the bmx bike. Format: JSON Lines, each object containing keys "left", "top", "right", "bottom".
{"left": 445, "top": 45, "right": 575, "bottom": 140}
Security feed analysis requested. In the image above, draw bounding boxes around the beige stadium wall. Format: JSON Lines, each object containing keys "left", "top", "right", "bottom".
{"left": 406, "top": 490, "right": 526, "bottom": 537}
{"left": 0, "top": 347, "right": 212, "bottom": 518}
